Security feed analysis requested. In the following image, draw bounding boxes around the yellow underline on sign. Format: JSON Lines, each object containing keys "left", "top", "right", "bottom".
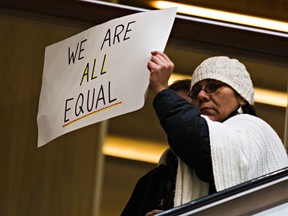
{"left": 63, "top": 101, "right": 123, "bottom": 128}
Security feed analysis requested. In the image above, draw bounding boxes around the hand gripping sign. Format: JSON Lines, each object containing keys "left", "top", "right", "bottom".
{"left": 37, "top": 7, "right": 177, "bottom": 147}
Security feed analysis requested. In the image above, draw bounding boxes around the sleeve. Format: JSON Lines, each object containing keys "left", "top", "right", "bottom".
{"left": 153, "top": 88, "right": 213, "bottom": 182}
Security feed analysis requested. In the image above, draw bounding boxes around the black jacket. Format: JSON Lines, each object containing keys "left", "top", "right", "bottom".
{"left": 153, "top": 89, "right": 214, "bottom": 183}
{"left": 121, "top": 161, "right": 177, "bottom": 216}
{"left": 121, "top": 89, "right": 215, "bottom": 216}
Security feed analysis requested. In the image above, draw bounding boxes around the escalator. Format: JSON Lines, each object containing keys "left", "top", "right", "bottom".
{"left": 157, "top": 167, "right": 288, "bottom": 216}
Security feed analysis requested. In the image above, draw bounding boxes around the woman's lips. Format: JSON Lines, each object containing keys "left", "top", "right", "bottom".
{"left": 200, "top": 107, "right": 209, "bottom": 111}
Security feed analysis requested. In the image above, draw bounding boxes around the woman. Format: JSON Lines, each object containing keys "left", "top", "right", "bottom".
{"left": 146, "top": 51, "right": 288, "bottom": 215}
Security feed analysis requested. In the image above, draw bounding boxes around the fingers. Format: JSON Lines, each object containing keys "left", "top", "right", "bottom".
{"left": 148, "top": 51, "right": 174, "bottom": 94}
{"left": 145, "top": 209, "right": 164, "bottom": 216}
{"left": 149, "top": 51, "right": 174, "bottom": 72}
{"left": 151, "top": 50, "right": 171, "bottom": 62}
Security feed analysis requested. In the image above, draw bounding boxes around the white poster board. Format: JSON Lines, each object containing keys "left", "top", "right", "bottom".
{"left": 37, "top": 7, "right": 177, "bottom": 147}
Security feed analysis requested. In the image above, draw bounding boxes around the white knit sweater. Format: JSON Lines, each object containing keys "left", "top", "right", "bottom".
{"left": 174, "top": 114, "right": 288, "bottom": 207}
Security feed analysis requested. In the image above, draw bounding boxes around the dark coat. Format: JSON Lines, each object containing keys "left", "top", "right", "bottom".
{"left": 121, "top": 161, "right": 176, "bottom": 216}
{"left": 121, "top": 89, "right": 216, "bottom": 216}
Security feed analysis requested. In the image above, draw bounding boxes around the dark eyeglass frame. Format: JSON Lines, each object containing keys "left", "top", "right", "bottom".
{"left": 188, "top": 82, "right": 226, "bottom": 99}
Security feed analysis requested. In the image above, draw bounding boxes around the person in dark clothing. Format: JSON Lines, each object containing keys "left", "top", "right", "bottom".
{"left": 121, "top": 79, "right": 192, "bottom": 216}
{"left": 145, "top": 51, "right": 287, "bottom": 216}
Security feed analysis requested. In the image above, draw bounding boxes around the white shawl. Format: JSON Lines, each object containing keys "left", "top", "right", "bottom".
{"left": 174, "top": 114, "right": 288, "bottom": 207}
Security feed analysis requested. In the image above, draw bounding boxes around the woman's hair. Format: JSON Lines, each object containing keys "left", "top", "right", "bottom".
{"left": 242, "top": 104, "right": 257, "bottom": 116}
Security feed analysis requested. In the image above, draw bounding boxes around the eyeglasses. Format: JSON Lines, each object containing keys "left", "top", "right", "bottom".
{"left": 188, "top": 83, "right": 226, "bottom": 99}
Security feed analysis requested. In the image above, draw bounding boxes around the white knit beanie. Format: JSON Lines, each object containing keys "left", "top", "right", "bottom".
{"left": 191, "top": 56, "right": 254, "bottom": 105}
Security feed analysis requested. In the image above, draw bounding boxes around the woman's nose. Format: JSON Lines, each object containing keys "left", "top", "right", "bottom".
{"left": 197, "top": 89, "right": 210, "bottom": 101}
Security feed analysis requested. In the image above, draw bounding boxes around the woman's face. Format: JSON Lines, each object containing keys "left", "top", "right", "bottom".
{"left": 190, "top": 79, "right": 244, "bottom": 122}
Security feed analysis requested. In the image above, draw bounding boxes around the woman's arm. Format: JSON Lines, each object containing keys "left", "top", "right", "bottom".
{"left": 154, "top": 89, "right": 213, "bottom": 182}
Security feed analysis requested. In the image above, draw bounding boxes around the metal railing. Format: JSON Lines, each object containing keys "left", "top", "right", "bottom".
{"left": 157, "top": 167, "right": 288, "bottom": 216}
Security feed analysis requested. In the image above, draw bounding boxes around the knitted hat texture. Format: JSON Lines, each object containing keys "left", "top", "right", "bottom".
{"left": 191, "top": 56, "right": 254, "bottom": 104}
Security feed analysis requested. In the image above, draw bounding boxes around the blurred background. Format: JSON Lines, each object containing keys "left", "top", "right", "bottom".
{"left": 0, "top": 0, "right": 287, "bottom": 215}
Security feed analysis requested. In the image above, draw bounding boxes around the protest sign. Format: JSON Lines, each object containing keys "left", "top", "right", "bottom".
{"left": 37, "top": 7, "right": 177, "bottom": 147}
